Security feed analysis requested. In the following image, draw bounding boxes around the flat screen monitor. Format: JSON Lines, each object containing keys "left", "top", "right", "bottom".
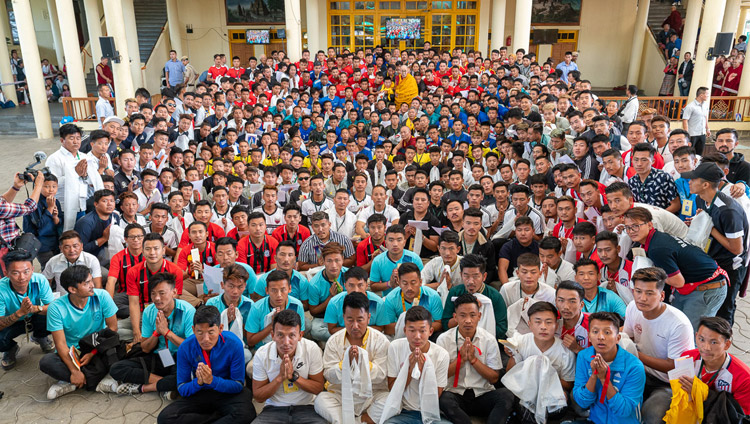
{"left": 386, "top": 18, "right": 421, "bottom": 40}
{"left": 246, "top": 29, "right": 270, "bottom": 44}
{"left": 276, "top": 29, "right": 286, "bottom": 39}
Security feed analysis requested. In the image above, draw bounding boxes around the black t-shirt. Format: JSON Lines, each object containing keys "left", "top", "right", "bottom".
{"left": 499, "top": 238, "right": 540, "bottom": 274}
{"left": 697, "top": 191, "right": 749, "bottom": 267}
{"left": 644, "top": 230, "right": 719, "bottom": 284}
{"left": 399, "top": 210, "right": 442, "bottom": 258}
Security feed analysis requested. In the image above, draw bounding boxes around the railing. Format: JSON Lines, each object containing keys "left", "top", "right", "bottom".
{"left": 61, "top": 97, "right": 114, "bottom": 122}
{"left": 598, "top": 96, "right": 750, "bottom": 122}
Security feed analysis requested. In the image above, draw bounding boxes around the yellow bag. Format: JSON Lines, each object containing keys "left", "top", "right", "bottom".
{"left": 663, "top": 377, "right": 709, "bottom": 424}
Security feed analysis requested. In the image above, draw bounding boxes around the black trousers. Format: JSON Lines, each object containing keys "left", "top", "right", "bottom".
{"left": 717, "top": 265, "right": 747, "bottom": 326}
{"left": 109, "top": 353, "right": 177, "bottom": 392}
{"left": 690, "top": 135, "right": 706, "bottom": 156}
{"left": 0, "top": 313, "right": 48, "bottom": 352}
{"left": 157, "top": 387, "right": 256, "bottom": 424}
{"left": 439, "top": 388, "right": 513, "bottom": 424}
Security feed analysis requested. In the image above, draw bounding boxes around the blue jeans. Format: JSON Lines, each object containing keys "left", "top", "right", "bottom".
{"left": 384, "top": 410, "right": 452, "bottom": 424}
{"left": 310, "top": 317, "right": 331, "bottom": 342}
{"left": 671, "top": 283, "right": 727, "bottom": 330}
{"left": 0, "top": 314, "right": 49, "bottom": 352}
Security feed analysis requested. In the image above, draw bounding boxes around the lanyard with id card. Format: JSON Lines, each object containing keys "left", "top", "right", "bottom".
{"left": 157, "top": 336, "right": 175, "bottom": 367}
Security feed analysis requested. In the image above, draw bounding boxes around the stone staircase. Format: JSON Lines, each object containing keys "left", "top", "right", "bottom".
{"left": 134, "top": 0, "right": 168, "bottom": 63}
{"left": 647, "top": 0, "right": 687, "bottom": 39}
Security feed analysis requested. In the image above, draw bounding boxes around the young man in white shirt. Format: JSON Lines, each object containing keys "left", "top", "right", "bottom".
{"left": 328, "top": 189, "right": 357, "bottom": 239}
{"left": 437, "top": 294, "right": 508, "bottom": 424}
{"left": 315, "top": 292, "right": 391, "bottom": 424}
{"left": 500, "top": 252, "right": 556, "bottom": 308}
{"left": 252, "top": 309, "right": 327, "bottom": 423}
{"left": 381, "top": 306, "right": 451, "bottom": 424}
{"left": 623, "top": 267, "right": 695, "bottom": 424}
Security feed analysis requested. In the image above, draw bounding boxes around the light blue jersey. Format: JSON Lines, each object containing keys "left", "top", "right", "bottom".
{"left": 383, "top": 286, "right": 443, "bottom": 324}
{"left": 47, "top": 288, "right": 118, "bottom": 348}
{"left": 253, "top": 269, "right": 308, "bottom": 301}
{"left": 306, "top": 267, "right": 348, "bottom": 307}
{"left": 244, "top": 295, "right": 306, "bottom": 347}
{"left": 141, "top": 299, "right": 196, "bottom": 356}
{"left": 369, "top": 250, "right": 423, "bottom": 296}
{"left": 212, "top": 262, "right": 258, "bottom": 298}
{"left": 582, "top": 287, "right": 627, "bottom": 318}
{"left": 0, "top": 273, "right": 55, "bottom": 319}
{"left": 324, "top": 290, "right": 388, "bottom": 327}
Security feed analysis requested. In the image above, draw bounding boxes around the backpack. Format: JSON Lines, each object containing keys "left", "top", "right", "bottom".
{"left": 77, "top": 328, "right": 126, "bottom": 390}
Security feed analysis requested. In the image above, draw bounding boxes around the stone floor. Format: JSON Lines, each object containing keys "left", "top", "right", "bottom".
{"left": 0, "top": 136, "right": 749, "bottom": 423}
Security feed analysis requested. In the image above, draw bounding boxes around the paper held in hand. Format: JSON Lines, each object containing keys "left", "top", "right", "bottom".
{"left": 203, "top": 266, "right": 224, "bottom": 295}
{"left": 191, "top": 248, "right": 200, "bottom": 279}
{"left": 668, "top": 356, "right": 696, "bottom": 381}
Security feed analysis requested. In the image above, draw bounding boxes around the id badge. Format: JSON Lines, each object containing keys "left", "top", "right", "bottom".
{"left": 681, "top": 199, "right": 693, "bottom": 217}
{"left": 282, "top": 379, "right": 299, "bottom": 394}
{"left": 158, "top": 348, "right": 175, "bottom": 367}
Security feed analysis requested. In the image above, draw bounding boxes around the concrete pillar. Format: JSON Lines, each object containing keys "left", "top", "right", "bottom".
{"left": 45, "top": 0, "right": 65, "bottom": 68}
{"left": 477, "top": 0, "right": 490, "bottom": 59}
{"left": 723, "top": 0, "right": 742, "bottom": 35}
{"left": 0, "top": 1, "right": 17, "bottom": 104}
{"left": 56, "top": 0, "right": 87, "bottom": 97}
{"left": 165, "top": 0, "right": 183, "bottom": 57}
{"left": 738, "top": 51, "right": 750, "bottom": 96}
{"left": 626, "top": 0, "right": 649, "bottom": 86}
{"left": 102, "top": 0, "right": 135, "bottom": 114}
{"left": 285, "top": 0, "right": 303, "bottom": 61}
{"left": 490, "top": 0, "right": 506, "bottom": 52}
{"left": 688, "top": 0, "right": 727, "bottom": 102}
{"left": 680, "top": 0, "right": 701, "bottom": 59}
{"left": 305, "top": 0, "right": 319, "bottom": 53}
{"left": 12, "top": 0, "right": 53, "bottom": 138}
{"left": 737, "top": 7, "right": 749, "bottom": 38}
{"left": 317, "top": 0, "right": 327, "bottom": 51}
{"left": 513, "top": 0, "right": 532, "bottom": 53}
{"left": 121, "top": 0, "right": 143, "bottom": 88}
{"left": 83, "top": 0, "right": 103, "bottom": 64}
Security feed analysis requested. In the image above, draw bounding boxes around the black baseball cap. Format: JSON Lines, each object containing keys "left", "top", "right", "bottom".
{"left": 681, "top": 162, "right": 724, "bottom": 182}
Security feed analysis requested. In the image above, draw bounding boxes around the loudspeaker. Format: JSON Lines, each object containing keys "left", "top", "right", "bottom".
{"left": 544, "top": 29, "right": 559, "bottom": 44}
{"left": 533, "top": 30, "right": 547, "bottom": 44}
{"left": 714, "top": 32, "right": 734, "bottom": 56}
{"left": 100, "top": 37, "right": 117, "bottom": 59}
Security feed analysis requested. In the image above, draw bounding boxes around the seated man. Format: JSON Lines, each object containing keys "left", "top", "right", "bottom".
{"left": 370, "top": 225, "right": 424, "bottom": 294}
{"left": 572, "top": 312, "right": 646, "bottom": 424}
{"left": 355, "top": 213, "right": 387, "bottom": 273}
{"left": 108, "top": 272, "right": 195, "bottom": 396}
{"left": 437, "top": 294, "right": 508, "bottom": 424}
{"left": 245, "top": 270, "right": 306, "bottom": 349}
{"left": 497, "top": 301, "right": 576, "bottom": 423}
{"left": 74, "top": 189, "right": 118, "bottom": 264}
{"left": 106, "top": 223, "right": 146, "bottom": 320}
{"left": 40, "top": 265, "right": 118, "bottom": 399}
{"left": 681, "top": 316, "right": 750, "bottom": 414}
{"left": 43, "top": 230, "right": 103, "bottom": 293}
{"left": 538, "top": 236, "right": 576, "bottom": 287}
{"left": 252, "top": 310, "right": 327, "bottom": 424}
{"left": 0, "top": 250, "right": 55, "bottom": 370}
{"left": 383, "top": 263, "right": 443, "bottom": 337}
{"left": 254, "top": 240, "right": 309, "bottom": 305}
{"left": 127, "top": 233, "right": 184, "bottom": 343}
{"left": 175, "top": 221, "right": 217, "bottom": 307}
{"left": 441, "top": 253, "right": 508, "bottom": 339}
{"left": 421, "top": 230, "right": 463, "bottom": 295}
{"left": 307, "top": 242, "right": 348, "bottom": 342}
{"left": 596, "top": 230, "right": 634, "bottom": 304}
{"left": 574, "top": 258, "right": 626, "bottom": 318}
{"left": 315, "top": 292, "right": 391, "bottom": 424}
{"left": 572, "top": 221, "right": 604, "bottom": 269}
{"left": 623, "top": 267, "right": 695, "bottom": 424}
{"left": 381, "top": 306, "right": 451, "bottom": 424}
{"left": 298, "top": 211, "right": 356, "bottom": 271}
{"left": 324, "top": 267, "right": 387, "bottom": 335}
{"left": 237, "top": 211, "right": 279, "bottom": 274}
{"left": 500, "top": 252, "right": 556, "bottom": 308}
{"left": 555, "top": 280, "right": 591, "bottom": 355}
{"left": 206, "top": 264, "right": 254, "bottom": 363}
{"left": 498, "top": 216, "right": 540, "bottom": 285}
{"left": 157, "top": 305, "right": 256, "bottom": 424}
{"left": 212, "top": 236, "right": 258, "bottom": 301}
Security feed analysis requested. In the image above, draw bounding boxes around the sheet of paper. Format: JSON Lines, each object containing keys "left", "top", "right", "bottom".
{"left": 191, "top": 180, "right": 203, "bottom": 193}
{"left": 558, "top": 155, "right": 575, "bottom": 165}
{"left": 249, "top": 183, "right": 263, "bottom": 194}
{"left": 158, "top": 348, "right": 175, "bottom": 367}
{"left": 190, "top": 248, "right": 200, "bottom": 279}
{"left": 668, "top": 356, "right": 696, "bottom": 381}
{"left": 432, "top": 226, "right": 448, "bottom": 235}
{"left": 408, "top": 220, "right": 430, "bottom": 231}
{"left": 203, "top": 266, "right": 224, "bottom": 295}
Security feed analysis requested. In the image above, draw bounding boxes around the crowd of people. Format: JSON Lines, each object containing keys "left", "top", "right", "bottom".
{"left": 0, "top": 42, "right": 749, "bottom": 424}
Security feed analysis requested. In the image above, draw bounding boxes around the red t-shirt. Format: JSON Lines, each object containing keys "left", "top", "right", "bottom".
{"left": 271, "top": 224, "right": 311, "bottom": 254}
{"left": 208, "top": 66, "right": 227, "bottom": 80}
{"left": 176, "top": 242, "right": 217, "bottom": 272}
{"left": 226, "top": 67, "right": 245, "bottom": 79}
{"left": 683, "top": 349, "right": 750, "bottom": 414}
{"left": 237, "top": 235, "right": 278, "bottom": 273}
{"left": 126, "top": 260, "right": 184, "bottom": 310}
{"left": 107, "top": 248, "right": 144, "bottom": 293}
{"left": 552, "top": 218, "right": 587, "bottom": 240}
{"left": 560, "top": 312, "right": 590, "bottom": 349}
{"left": 356, "top": 237, "right": 384, "bottom": 267}
{"left": 576, "top": 248, "right": 605, "bottom": 270}
{"left": 178, "top": 222, "right": 225, "bottom": 248}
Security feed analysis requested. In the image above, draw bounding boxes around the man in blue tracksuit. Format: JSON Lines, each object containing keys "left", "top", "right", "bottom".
{"left": 572, "top": 312, "right": 646, "bottom": 424}
{"left": 158, "top": 305, "right": 255, "bottom": 424}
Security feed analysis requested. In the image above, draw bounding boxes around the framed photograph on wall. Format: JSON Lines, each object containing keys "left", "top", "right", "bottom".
{"left": 531, "top": 0, "right": 582, "bottom": 26}
{"left": 226, "top": 0, "right": 285, "bottom": 25}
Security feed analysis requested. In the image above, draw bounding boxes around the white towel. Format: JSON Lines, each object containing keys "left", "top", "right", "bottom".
{"left": 450, "top": 293, "right": 496, "bottom": 338}
{"left": 342, "top": 347, "right": 373, "bottom": 424}
{"left": 220, "top": 307, "right": 245, "bottom": 342}
{"left": 501, "top": 354, "right": 567, "bottom": 424}
{"left": 379, "top": 353, "right": 441, "bottom": 424}
{"left": 394, "top": 311, "right": 407, "bottom": 340}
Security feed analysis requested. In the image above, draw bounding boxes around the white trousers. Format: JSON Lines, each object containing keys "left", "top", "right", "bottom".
{"left": 314, "top": 390, "right": 389, "bottom": 424}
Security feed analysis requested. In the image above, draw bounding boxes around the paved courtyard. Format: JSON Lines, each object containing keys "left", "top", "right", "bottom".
{"left": 0, "top": 135, "right": 749, "bottom": 423}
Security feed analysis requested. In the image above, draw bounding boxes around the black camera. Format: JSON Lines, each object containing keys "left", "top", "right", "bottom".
{"left": 22, "top": 152, "right": 51, "bottom": 183}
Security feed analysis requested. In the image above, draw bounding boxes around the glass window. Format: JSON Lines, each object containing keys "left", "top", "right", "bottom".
{"left": 431, "top": 14, "right": 451, "bottom": 52}
{"left": 330, "top": 1, "right": 351, "bottom": 9}
{"left": 379, "top": 1, "right": 400, "bottom": 9}
{"left": 354, "top": 1, "right": 375, "bottom": 9}
{"left": 354, "top": 15, "right": 375, "bottom": 48}
{"left": 456, "top": 1, "right": 476, "bottom": 8}
{"left": 431, "top": 1, "right": 451, "bottom": 8}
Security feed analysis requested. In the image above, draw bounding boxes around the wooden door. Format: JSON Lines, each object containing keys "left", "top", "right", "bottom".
{"left": 550, "top": 42, "right": 576, "bottom": 64}
{"left": 265, "top": 42, "right": 287, "bottom": 57}
{"left": 230, "top": 43, "right": 254, "bottom": 66}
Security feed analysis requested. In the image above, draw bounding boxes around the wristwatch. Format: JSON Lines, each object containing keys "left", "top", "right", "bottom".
{"left": 289, "top": 371, "right": 300, "bottom": 383}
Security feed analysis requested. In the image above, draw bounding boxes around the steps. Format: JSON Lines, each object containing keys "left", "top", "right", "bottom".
{"left": 133, "top": 0, "right": 168, "bottom": 64}
{"left": 647, "top": 0, "right": 687, "bottom": 38}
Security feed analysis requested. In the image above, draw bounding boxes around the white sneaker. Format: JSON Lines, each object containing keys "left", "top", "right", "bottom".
{"left": 47, "top": 381, "right": 77, "bottom": 400}
{"left": 96, "top": 375, "right": 119, "bottom": 394}
{"left": 160, "top": 390, "right": 178, "bottom": 401}
{"left": 116, "top": 382, "right": 141, "bottom": 395}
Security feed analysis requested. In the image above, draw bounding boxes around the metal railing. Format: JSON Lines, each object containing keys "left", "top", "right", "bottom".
{"left": 598, "top": 96, "right": 750, "bottom": 122}
{"left": 61, "top": 97, "right": 114, "bottom": 122}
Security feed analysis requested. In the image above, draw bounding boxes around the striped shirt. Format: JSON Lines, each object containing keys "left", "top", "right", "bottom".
{"left": 297, "top": 230, "right": 355, "bottom": 265}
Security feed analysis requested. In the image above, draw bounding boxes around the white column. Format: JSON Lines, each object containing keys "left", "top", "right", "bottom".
{"left": 165, "top": 0, "right": 183, "bottom": 57}
{"left": 688, "top": 0, "right": 727, "bottom": 102}
{"left": 0, "top": 0, "right": 17, "bottom": 104}
{"left": 285, "top": 0, "right": 303, "bottom": 61}
{"left": 723, "top": 0, "right": 742, "bottom": 34}
{"left": 83, "top": 0, "right": 103, "bottom": 64}
{"left": 477, "top": 0, "right": 490, "bottom": 57}
{"left": 102, "top": 0, "right": 135, "bottom": 114}
{"left": 121, "top": 0, "right": 143, "bottom": 88}
{"left": 317, "top": 0, "right": 328, "bottom": 52}
{"left": 305, "top": 0, "right": 319, "bottom": 52}
{"left": 12, "top": 0, "right": 52, "bottom": 138}
{"left": 738, "top": 7, "right": 749, "bottom": 38}
{"left": 626, "top": 0, "right": 649, "bottom": 86}
{"left": 738, "top": 50, "right": 750, "bottom": 96}
{"left": 45, "top": 0, "right": 65, "bottom": 68}
{"left": 681, "top": 0, "right": 701, "bottom": 58}
{"left": 513, "top": 0, "right": 532, "bottom": 53}
{"left": 56, "top": 0, "right": 87, "bottom": 97}
{"left": 490, "top": 0, "right": 506, "bottom": 52}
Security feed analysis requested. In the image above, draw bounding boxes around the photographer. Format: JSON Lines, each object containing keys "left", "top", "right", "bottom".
{"left": 0, "top": 170, "right": 45, "bottom": 276}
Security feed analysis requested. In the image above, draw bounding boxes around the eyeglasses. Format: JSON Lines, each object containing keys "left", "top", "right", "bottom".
{"left": 624, "top": 223, "right": 646, "bottom": 233}
{"left": 127, "top": 235, "right": 145, "bottom": 240}
{"left": 166, "top": 103, "right": 176, "bottom": 107}
{"left": 298, "top": 177, "right": 310, "bottom": 181}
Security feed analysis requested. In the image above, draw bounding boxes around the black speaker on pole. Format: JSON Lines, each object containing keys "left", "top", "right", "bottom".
{"left": 544, "top": 29, "right": 559, "bottom": 44}
{"left": 713, "top": 32, "right": 734, "bottom": 56}
{"left": 100, "top": 37, "right": 119, "bottom": 62}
